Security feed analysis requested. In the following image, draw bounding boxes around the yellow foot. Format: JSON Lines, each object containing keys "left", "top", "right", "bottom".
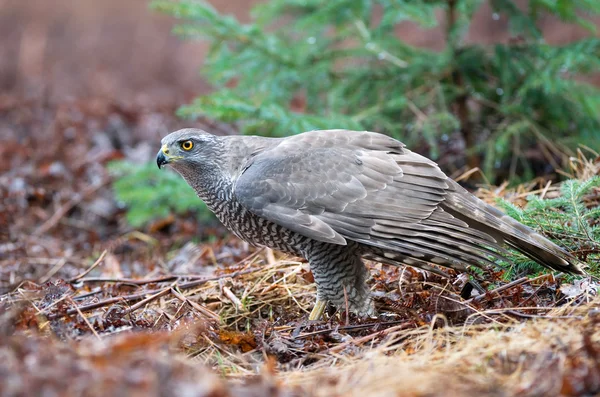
{"left": 308, "top": 299, "right": 328, "bottom": 321}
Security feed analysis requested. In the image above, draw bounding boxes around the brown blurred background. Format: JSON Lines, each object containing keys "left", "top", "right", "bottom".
{"left": 1, "top": 0, "right": 597, "bottom": 107}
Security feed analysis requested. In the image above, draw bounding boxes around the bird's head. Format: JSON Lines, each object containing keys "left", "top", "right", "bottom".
{"left": 156, "top": 129, "right": 223, "bottom": 175}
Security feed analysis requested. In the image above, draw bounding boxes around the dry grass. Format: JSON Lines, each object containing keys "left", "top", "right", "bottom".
{"left": 2, "top": 100, "right": 599, "bottom": 395}
{"left": 3, "top": 239, "right": 599, "bottom": 396}
{"left": 281, "top": 302, "right": 600, "bottom": 396}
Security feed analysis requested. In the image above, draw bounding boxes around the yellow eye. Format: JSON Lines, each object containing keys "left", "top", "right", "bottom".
{"left": 181, "top": 140, "right": 193, "bottom": 151}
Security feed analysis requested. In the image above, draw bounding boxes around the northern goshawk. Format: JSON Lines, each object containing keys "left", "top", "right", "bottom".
{"left": 156, "top": 129, "right": 584, "bottom": 319}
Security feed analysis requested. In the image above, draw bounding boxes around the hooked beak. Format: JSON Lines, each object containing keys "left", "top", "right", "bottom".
{"left": 156, "top": 144, "right": 170, "bottom": 169}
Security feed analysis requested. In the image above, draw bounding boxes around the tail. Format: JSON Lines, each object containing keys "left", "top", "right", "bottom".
{"left": 441, "top": 180, "right": 585, "bottom": 275}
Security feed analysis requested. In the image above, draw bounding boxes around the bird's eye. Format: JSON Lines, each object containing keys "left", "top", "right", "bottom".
{"left": 181, "top": 140, "right": 193, "bottom": 151}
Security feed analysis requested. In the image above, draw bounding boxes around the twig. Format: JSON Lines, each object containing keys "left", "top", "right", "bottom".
{"left": 222, "top": 286, "right": 244, "bottom": 311}
{"left": 353, "top": 19, "right": 407, "bottom": 68}
{"left": 28, "top": 290, "right": 71, "bottom": 315}
{"left": 454, "top": 167, "right": 485, "bottom": 183}
{"left": 73, "top": 288, "right": 103, "bottom": 300}
{"left": 67, "top": 296, "right": 100, "bottom": 340}
{"left": 467, "top": 273, "right": 558, "bottom": 305}
{"left": 539, "top": 180, "right": 552, "bottom": 200}
{"left": 34, "top": 179, "right": 108, "bottom": 236}
{"left": 47, "top": 267, "right": 262, "bottom": 319}
{"left": 68, "top": 250, "right": 107, "bottom": 282}
{"left": 39, "top": 258, "right": 68, "bottom": 283}
{"left": 124, "top": 287, "right": 172, "bottom": 314}
{"left": 466, "top": 277, "right": 529, "bottom": 303}
{"left": 504, "top": 310, "right": 583, "bottom": 320}
{"left": 50, "top": 293, "right": 149, "bottom": 318}
{"left": 231, "top": 247, "right": 265, "bottom": 268}
{"left": 293, "top": 320, "right": 407, "bottom": 339}
{"left": 74, "top": 275, "right": 184, "bottom": 285}
{"left": 329, "top": 323, "right": 413, "bottom": 353}
{"left": 170, "top": 287, "right": 220, "bottom": 321}
{"left": 177, "top": 268, "right": 260, "bottom": 290}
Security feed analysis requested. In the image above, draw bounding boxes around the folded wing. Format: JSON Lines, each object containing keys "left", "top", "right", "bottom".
{"left": 234, "top": 130, "right": 512, "bottom": 272}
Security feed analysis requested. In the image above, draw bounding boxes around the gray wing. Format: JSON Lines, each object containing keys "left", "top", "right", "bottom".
{"left": 234, "top": 130, "right": 505, "bottom": 270}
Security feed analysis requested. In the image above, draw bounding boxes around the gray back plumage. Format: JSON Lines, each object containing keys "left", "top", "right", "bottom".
{"left": 161, "top": 128, "right": 584, "bottom": 278}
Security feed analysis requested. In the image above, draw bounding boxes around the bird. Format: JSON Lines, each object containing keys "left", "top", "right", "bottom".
{"left": 156, "top": 128, "right": 585, "bottom": 320}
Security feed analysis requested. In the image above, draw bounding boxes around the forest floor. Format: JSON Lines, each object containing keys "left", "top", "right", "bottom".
{"left": 2, "top": 96, "right": 600, "bottom": 397}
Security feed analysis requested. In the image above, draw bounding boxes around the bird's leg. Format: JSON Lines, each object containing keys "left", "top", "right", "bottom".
{"left": 303, "top": 241, "right": 373, "bottom": 320}
{"left": 308, "top": 299, "right": 328, "bottom": 321}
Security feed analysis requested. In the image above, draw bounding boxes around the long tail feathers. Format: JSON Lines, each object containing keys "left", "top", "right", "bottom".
{"left": 442, "top": 180, "right": 585, "bottom": 275}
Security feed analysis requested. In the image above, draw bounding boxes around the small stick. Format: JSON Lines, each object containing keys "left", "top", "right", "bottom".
{"left": 69, "top": 250, "right": 107, "bottom": 282}
{"left": 47, "top": 293, "right": 149, "bottom": 319}
{"left": 34, "top": 179, "right": 108, "bottom": 236}
{"left": 39, "top": 258, "right": 68, "bottom": 283}
{"left": 454, "top": 167, "right": 483, "bottom": 183}
{"left": 222, "top": 286, "right": 243, "bottom": 311}
{"left": 176, "top": 268, "right": 260, "bottom": 290}
{"left": 75, "top": 272, "right": 240, "bottom": 285}
{"left": 67, "top": 296, "right": 101, "bottom": 340}
{"left": 329, "top": 323, "right": 412, "bottom": 353}
{"left": 124, "top": 287, "right": 172, "bottom": 314}
{"left": 466, "top": 276, "right": 529, "bottom": 303}
{"left": 73, "top": 288, "right": 103, "bottom": 300}
{"left": 38, "top": 293, "right": 72, "bottom": 314}
{"left": 231, "top": 247, "right": 266, "bottom": 268}
{"left": 539, "top": 180, "right": 552, "bottom": 199}
{"left": 293, "top": 320, "right": 406, "bottom": 339}
{"left": 47, "top": 268, "right": 261, "bottom": 319}
{"left": 170, "top": 288, "right": 220, "bottom": 321}
{"left": 505, "top": 310, "right": 583, "bottom": 320}
{"left": 74, "top": 275, "right": 181, "bottom": 285}
{"left": 467, "top": 273, "right": 558, "bottom": 304}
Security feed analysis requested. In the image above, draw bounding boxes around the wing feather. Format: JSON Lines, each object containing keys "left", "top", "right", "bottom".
{"left": 234, "top": 130, "right": 508, "bottom": 272}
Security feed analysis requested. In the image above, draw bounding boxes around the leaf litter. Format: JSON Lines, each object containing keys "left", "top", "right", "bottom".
{"left": 1, "top": 96, "right": 600, "bottom": 396}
